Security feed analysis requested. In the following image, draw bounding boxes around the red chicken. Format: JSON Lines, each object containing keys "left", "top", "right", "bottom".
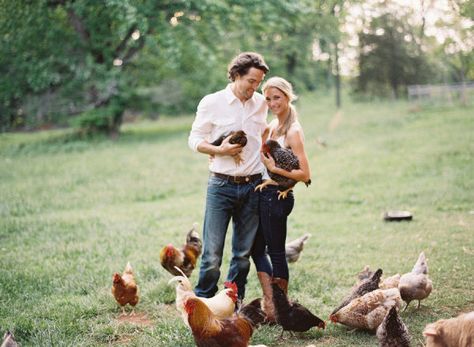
{"left": 160, "top": 223, "right": 202, "bottom": 277}
{"left": 184, "top": 297, "right": 264, "bottom": 347}
{"left": 111, "top": 262, "right": 139, "bottom": 315}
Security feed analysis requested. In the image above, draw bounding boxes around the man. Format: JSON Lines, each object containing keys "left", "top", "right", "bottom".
{"left": 188, "top": 52, "right": 269, "bottom": 300}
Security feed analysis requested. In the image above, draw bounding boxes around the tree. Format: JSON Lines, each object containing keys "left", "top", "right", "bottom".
{"left": 355, "top": 13, "right": 433, "bottom": 98}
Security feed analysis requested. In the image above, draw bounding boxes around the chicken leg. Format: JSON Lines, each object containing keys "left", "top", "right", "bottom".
{"left": 255, "top": 179, "right": 278, "bottom": 192}
{"left": 277, "top": 187, "right": 293, "bottom": 200}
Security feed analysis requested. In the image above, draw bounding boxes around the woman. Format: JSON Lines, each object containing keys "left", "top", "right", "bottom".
{"left": 252, "top": 76, "right": 311, "bottom": 323}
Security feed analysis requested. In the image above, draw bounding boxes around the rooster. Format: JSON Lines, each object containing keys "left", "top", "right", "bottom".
{"left": 160, "top": 223, "right": 202, "bottom": 277}
{"left": 331, "top": 268, "right": 383, "bottom": 315}
{"left": 111, "top": 262, "right": 139, "bottom": 315}
{"left": 169, "top": 267, "right": 238, "bottom": 326}
{"left": 1, "top": 331, "right": 18, "bottom": 347}
{"left": 285, "top": 233, "right": 311, "bottom": 263}
{"left": 271, "top": 283, "right": 325, "bottom": 336}
{"left": 184, "top": 296, "right": 264, "bottom": 347}
{"left": 211, "top": 130, "right": 247, "bottom": 165}
{"left": 398, "top": 251, "right": 433, "bottom": 311}
{"left": 330, "top": 288, "right": 402, "bottom": 331}
{"left": 376, "top": 306, "right": 411, "bottom": 347}
{"left": 255, "top": 139, "right": 311, "bottom": 199}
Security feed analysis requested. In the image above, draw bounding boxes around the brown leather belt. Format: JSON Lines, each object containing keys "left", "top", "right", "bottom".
{"left": 211, "top": 172, "right": 262, "bottom": 184}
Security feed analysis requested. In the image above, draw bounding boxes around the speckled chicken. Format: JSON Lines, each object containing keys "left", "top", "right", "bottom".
{"left": 256, "top": 139, "right": 311, "bottom": 199}
{"left": 330, "top": 288, "right": 402, "bottom": 331}
{"left": 285, "top": 233, "right": 311, "bottom": 263}
{"left": 160, "top": 223, "right": 202, "bottom": 277}
{"left": 376, "top": 306, "right": 411, "bottom": 347}
{"left": 331, "top": 269, "right": 383, "bottom": 315}
{"left": 357, "top": 266, "right": 400, "bottom": 289}
{"left": 272, "top": 283, "right": 325, "bottom": 336}
{"left": 398, "top": 252, "right": 433, "bottom": 311}
{"left": 211, "top": 130, "right": 247, "bottom": 165}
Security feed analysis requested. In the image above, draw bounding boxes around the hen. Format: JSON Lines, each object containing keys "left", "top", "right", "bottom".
{"left": 1, "top": 331, "right": 18, "bottom": 347}
{"left": 376, "top": 306, "right": 411, "bottom": 347}
{"left": 256, "top": 139, "right": 311, "bottom": 200}
{"left": 272, "top": 283, "right": 325, "bottom": 336}
{"left": 398, "top": 251, "right": 433, "bottom": 310}
{"left": 184, "top": 296, "right": 263, "bottom": 347}
{"left": 357, "top": 266, "right": 400, "bottom": 289}
{"left": 160, "top": 223, "right": 202, "bottom": 277}
{"left": 330, "top": 288, "right": 402, "bottom": 331}
{"left": 169, "top": 267, "right": 238, "bottom": 326}
{"left": 331, "top": 268, "right": 383, "bottom": 315}
{"left": 211, "top": 130, "right": 247, "bottom": 165}
{"left": 423, "top": 311, "right": 474, "bottom": 347}
{"left": 285, "top": 233, "right": 311, "bottom": 263}
{"left": 111, "top": 262, "right": 139, "bottom": 315}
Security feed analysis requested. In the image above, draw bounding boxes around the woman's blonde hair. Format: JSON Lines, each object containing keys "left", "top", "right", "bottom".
{"left": 262, "top": 77, "right": 298, "bottom": 137}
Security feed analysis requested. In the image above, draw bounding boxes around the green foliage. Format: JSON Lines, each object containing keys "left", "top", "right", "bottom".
{"left": 0, "top": 95, "right": 473, "bottom": 346}
{"left": 355, "top": 13, "right": 433, "bottom": 98}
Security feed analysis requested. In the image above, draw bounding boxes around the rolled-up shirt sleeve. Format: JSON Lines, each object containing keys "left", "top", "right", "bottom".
{"left": 188, "top": 96, "right": 213, "bottom": 152}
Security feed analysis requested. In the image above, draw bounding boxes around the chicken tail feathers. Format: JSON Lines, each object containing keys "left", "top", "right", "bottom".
{"left": 124, "top": 262, "right": 133, "bottom": 274}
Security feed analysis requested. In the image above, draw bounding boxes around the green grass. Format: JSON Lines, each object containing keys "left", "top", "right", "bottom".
{"left": 0, "top": 94, "right": 473, "bottom": 346}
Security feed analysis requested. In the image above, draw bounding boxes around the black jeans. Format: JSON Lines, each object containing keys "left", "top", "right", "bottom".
{"left": 252, "top": 186, "right": 294, "bottom": 280}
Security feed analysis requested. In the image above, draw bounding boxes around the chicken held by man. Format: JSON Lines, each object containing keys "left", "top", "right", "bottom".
{"left": 111, "top": 262, "right": 139, "bottom": 315}
{"left": 271, "top": 283, "right": 325, "bottom": 337}
{"left": 169, "top": 267, "right": 238, "bottom": 326}
{"left": 330, "top": 288, "right": 402, "bottom": 331}
{"left": 160, "top": 223, "right": 202, "bottom": 277}
{"left": 210, "top": 130, "right": 247, "bottom": 165}
{"left": 376, "top": 306, "right": 411, "bottom": 347}
{"left": 285, "top": 233, "right": 311, "bottom": 263}
{"left": 255, "top": 139, "right": 311, "bottom": 200}
{"left": 183, "top": 296, "right": 264, "bottom": 347}
{"left": 331, "top": 268, "right": 383, "bottom": 315}
{"left": 398, "top": 251, "right": 433, "bottom": 311}
{"left": 423, "top": 311, "right": 474, "bottom": 347}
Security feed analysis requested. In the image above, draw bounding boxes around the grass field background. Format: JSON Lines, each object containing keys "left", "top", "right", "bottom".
{"left": 0, "top": 93, "right": 473, "bottom": 346}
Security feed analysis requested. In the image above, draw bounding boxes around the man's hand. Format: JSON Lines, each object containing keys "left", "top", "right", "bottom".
{"left": 217, "top": 134, "right": 242, "bottom": 156}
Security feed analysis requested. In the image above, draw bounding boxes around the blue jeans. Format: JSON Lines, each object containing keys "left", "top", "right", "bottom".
{"left": 195, "top": 174, "right": 261, "bottom": 299}
{"left": 252, "top": 186, "right": 294, "bottom": 280}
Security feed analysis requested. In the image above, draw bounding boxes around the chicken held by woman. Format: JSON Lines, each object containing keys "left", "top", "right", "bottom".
{"left": 255, "top": 139, "right": 311, "bottom": 200}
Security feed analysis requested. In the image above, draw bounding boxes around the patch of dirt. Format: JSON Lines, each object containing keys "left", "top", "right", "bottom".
{"left": 116, "top": 312, "right": 153, "bottom": 326}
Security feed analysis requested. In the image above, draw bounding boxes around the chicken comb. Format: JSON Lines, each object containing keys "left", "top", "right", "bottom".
{"left": 224, "top": 281, "right": 238, "bottom": 294}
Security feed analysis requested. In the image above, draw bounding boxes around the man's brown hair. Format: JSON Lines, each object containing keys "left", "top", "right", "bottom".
{"left": 227, "top": 52, "right": 269, "bottom": 81}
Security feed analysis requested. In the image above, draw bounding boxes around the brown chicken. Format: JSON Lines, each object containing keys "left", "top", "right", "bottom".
{"left": 330, "top": 288, "right": 402, "bottom": 331}
{"left": 111, "top": 262, "right": 139, "bottom": 315}
{"left": 184, "top": 296, "right": 263, "bottom": 347}
{"left": 272, "top": 283, "right": 325, "bottom": 337}
{"left": 1, "top": 331, "right": 18, "bottom": 347}
{"left": 255, "top": 139, "right": 311, "bottom": 200}
{"left": 210, "top": 130, "right": 247, "bottom": 165}
{"left": 169, "top": 267, "right": 238, "bottom": 326}
{"left": 398, "top": 251, "right": 433, "bottom": 310}
{"left": 376, "top": 306, "right": 411, "bottom": 347}
{"left": 160, "top": 223, "right": 202, "bottom": 277}
{"left": 423, "top": 311, "right": 474, "bottom": 347}
{"left": 357, "top": 266, "right": 400, "bottom": 289}
{"left": 331, "top": 269, "right": 383, "bottom": 315}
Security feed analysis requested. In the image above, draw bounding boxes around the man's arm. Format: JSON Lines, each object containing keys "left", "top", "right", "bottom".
{"left": 197, "top": 137, "right": 242, "bottom": 156}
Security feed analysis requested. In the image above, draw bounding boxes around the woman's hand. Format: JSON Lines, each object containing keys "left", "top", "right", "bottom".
{"left": 261, "top": 152, "right": 276, "bottom": 172}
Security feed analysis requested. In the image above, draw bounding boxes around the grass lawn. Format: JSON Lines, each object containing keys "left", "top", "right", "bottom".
{"left": 0, "top": 93, "right": 473, "bottom": 346}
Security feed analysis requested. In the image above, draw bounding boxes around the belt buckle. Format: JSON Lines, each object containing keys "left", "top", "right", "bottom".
{"left": 233, "top": 175, "right": 240, "bottom": 184}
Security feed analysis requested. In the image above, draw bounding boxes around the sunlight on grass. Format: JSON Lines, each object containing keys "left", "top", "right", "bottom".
{"left": 0, "top": 95, "right": 473, "bottom": 346}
